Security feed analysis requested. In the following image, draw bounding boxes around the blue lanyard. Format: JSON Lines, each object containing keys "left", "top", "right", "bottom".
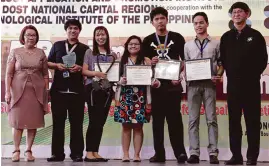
{"left": 128, "top": 58, "right": 136, "bottom": 65}
{"left": 195, "top": 38, "right": 209, "bottom": 58}
{"left": 155, "top": 31, "right": 169, "bottom": 58}
{"left": 123, "top": 58, "right": 135, "bottom": 77}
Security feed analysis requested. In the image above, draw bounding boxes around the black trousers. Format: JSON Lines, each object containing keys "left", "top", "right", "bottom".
{"left": 50, "top": 91, "right": 85, "bottom": 158}
{"left": 151, "top": 90, "right": 186, "bottom": 158}
{"left": 227, "top": 79, "right": 261, "bottom": 160}
{"left": 85, "top": 84, "right": 113, "bottom": 152}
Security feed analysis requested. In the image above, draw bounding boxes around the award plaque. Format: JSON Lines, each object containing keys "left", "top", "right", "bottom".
{"left": 62, "top": 52, "right": 76, "bottom": 68}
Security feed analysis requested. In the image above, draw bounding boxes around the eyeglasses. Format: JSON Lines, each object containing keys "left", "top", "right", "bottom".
{"left": 128, "top": 43, "right": 140, "bottom": 46}
{"left": 24, "top": 34, "right": 37, "bottom": 38}
{"left": 232, "top": 10, "right": 245, "bottom": 15}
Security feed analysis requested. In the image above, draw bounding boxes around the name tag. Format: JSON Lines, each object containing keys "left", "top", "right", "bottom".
{"left": 63, "top": 71, "right": 70, "bottom": 78}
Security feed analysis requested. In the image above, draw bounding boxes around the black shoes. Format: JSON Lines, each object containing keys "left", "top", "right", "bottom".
{"left": 225, "top": 157, "right": 243, "bottom": 165}
{"left": 47, "top": 154, "right": 108, "bottom": 162}
{"left": 246, "top": 160, "right": 257, "bottom": 165}
{"left": 71, "top": 156, "right": 83, "bottom": 162}
{"left": 84, "top": 157, "right": 108, "bottom": 162}
{"left": 209, "top": 155, "right": 219, "bottom": 164}
{"left": 47, "top": 155, "right": 65, "bottom": 162}
{"left": 177, "top": 154, "right": 188, "bottom": 163}
{"left": 84, "top": 157, "right": 99, "bottom": 162}
{"left": 96, "top": 158, "right": 108, "bottom": 162}
{"left": 149, "top": 155, "right": 166, "bottom": 162}
{"left": 187, "top": 155, "right": 200, "bottom": 164}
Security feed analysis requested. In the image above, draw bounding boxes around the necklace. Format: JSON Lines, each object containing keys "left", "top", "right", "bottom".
{"left": 21, "top": 48, "right": 39, "bottom": 69}
{"left": 24, "top": 48, "right": 36, "bottom": 56}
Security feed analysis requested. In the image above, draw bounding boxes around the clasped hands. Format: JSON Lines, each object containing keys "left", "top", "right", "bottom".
{"left": 56, "top": 63, "right": 82, "bottom": 73}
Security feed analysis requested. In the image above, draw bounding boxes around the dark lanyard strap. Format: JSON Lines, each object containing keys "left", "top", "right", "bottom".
{"left": 96, "top": 54, "right": 115, "bottom": 73}
{"left": 195, "top": 39, "right": 209, "bottom": 58}
{"left": 128, "top": 58, "right": 136, "bottom": 65}
{"left": 100, "top": 52, "right": 108, "bottom": 61}
{"left": 155, "top": 31, "right": 169, "bottom": 58}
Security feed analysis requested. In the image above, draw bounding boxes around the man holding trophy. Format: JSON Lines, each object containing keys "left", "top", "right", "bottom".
{"left": 184, "top": 12, "right": 222, "bottom": 164}
{"left": 47, "top": 19, "right": 89, "bottom": 162}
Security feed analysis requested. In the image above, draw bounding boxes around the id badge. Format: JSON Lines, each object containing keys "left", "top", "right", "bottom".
{"left": 63, "top": 71, "right": 70, "bottom": 78}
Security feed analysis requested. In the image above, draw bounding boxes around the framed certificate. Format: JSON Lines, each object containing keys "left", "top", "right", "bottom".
{"left": 185, "top": 58, "right": 212, "bottom": 81}
{"left": 155, "top": 60, "right": 181, "bottom": 80}
{"left": 94, "top": 62, "right": 120, "bottom": 82}
{"left": 125, "top": 65, "right": 152, "bottom": 85}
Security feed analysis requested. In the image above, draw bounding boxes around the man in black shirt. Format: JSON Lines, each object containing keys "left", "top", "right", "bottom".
{"left": 220, "top": 2, "right": 268, "bottom": 165}
{"left": 142, "top": 7, "right": 187, "bottom": 163}
{"left": 47, "top": 19, "right": 89, "bottom": 162}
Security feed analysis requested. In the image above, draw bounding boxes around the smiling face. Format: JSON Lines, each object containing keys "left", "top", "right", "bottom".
{"left": 127, "top": 38, "right": 141, "bottom": 55}
{"left": 231, "top": 8, "right": 249, "bottom": 25}
{"left": 193, "top": 15, "right": 208, "bottom": 35}
{"left": 151, "top": 14, "right": 168, "bottom": 32}
{"left": 66, "top": 24, "right": 80, "bottom": 40}
{"left": 95, "top": 29, "right": 107, "bottom": 46}
{"left": 24, "top": 29, "right": 37, "bottom": 47}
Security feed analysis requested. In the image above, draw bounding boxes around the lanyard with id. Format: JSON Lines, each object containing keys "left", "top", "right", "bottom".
{"left": 155, "top": 31, "right": 169, "bottom": 59}
{"left": 195, "top": 38, "right": 209, "bottom": 58}
{"left": 62, "top": 42, "right": 77, "bottom": 78}
{"left": 128, "top": 57, "right": 136, "bottom": 65}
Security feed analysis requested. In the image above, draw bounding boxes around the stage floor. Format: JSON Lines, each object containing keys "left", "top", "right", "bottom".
{"left": 2, "top": 159, "right": 269, "bottom": 166}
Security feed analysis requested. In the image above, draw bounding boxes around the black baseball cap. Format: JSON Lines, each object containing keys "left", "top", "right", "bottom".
{"left": 229, "top": 2, "right": 251, "bottom": 17}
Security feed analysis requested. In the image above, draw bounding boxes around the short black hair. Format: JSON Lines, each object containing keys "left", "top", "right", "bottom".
{"left": 229, "top": 2, "right": 251, "bottom": 15}
{"left": 192, "top": 12, "right": 209, "bottom": 24}
{"left": 64, "top": 19, "right": 82, "bottom": 31}
{"left": 150, "top": 7, "right": 168, "bottom": 21}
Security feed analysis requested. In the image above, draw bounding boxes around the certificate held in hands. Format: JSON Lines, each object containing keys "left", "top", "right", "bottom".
{"left": 94, "top": 62, "right": 120, "bottom": 82}
{"left": 126, "top": 65, "right": 152, "bottom": 85}
{"left": 155, "top": 60, "right": 181, "bottom": 80}
{"left": 185, "top": 58, "right": 212, "bottom": 81}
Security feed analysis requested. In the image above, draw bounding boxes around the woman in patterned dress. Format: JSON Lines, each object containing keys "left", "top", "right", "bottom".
{"left": 5, "top": 25, "right": 49, "bottom": 162}
{"left": 114, "top": 35, "right": 160, "bottom": 162}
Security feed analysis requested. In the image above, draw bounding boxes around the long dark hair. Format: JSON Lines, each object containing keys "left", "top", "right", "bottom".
{"left": 120, "top": 35, "right": 144, "bottom": 76}
{"left": 92, "top": 26, "right": 111, "bottom": 55}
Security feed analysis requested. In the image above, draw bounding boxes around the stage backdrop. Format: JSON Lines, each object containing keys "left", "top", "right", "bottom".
{"left": 1, "top": 0, "right": 269, "bottom": 161}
